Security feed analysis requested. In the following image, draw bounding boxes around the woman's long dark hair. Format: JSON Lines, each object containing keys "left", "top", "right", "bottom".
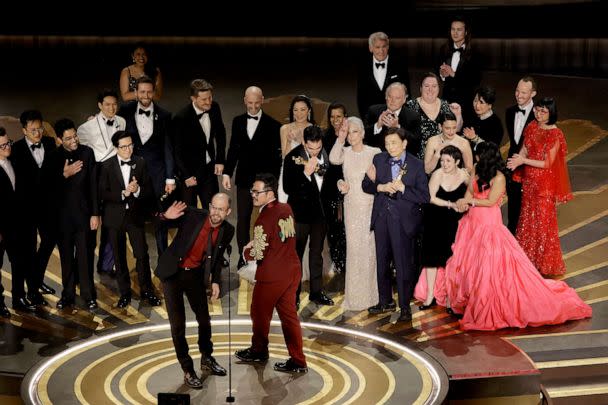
{"left": 475, "top": 142, "right": 506, "bottom": 190}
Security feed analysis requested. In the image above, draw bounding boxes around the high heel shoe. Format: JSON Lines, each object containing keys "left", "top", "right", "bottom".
{"left": 418, "top": 298, "right": 437, "bottom": 311}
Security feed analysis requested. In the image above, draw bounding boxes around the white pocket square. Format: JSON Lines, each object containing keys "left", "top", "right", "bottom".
{"left": 390, "top": 75, "right": 398, "bottom": 79}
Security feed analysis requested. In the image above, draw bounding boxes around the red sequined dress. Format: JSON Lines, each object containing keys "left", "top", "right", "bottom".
{"left": 515, "top": 121, "right": 572, "bottom": 276}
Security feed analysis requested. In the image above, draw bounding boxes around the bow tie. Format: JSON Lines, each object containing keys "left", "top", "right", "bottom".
{"left": 452, "top": 47, "right": 463, "bottom": 54}
{"left": 517, "top": 108, "right": 526, "bottom": 114}
{"left": 197, "top": 111, "right": 208, "bottom": 119}
{"left": 120, "top": 160, "right": 133, "bottom": 166}
{"left": 138, "top": 108, "right": 151, "bottom": 117}
{"left": 30, "top": 143, "right": 42, "bottom": 150}
{"left": 375, "top": 62, "right": 385, "bottom": 69}
{"left": 390, "top": 158, "right": 402, "bottom": 166}
{"left": 106, "top": 119, "right": 115, "bottom": 126}
{"left": 247, "top": 115, "right": 259, "bottom": 120}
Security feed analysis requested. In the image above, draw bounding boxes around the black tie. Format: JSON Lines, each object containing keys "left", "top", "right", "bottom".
{"left": 453, "top": 47, "right": 463, "bottom": 54}
{"left": 138, "top": 109, "right": 151, "bottom": 117}
{"left": 197, "top": 111, "right": 208, "bottom": 119}
{"left": 120, "top": 160, "right": 132, "bottom": 166}
{"left": 375, "top": 62, "right": 385, "bottom": 69}
{"left": 517, "top": 108, "right": 526, "bottom": 114}
{"left": 30, "top": 143, "right": 42, "bottom": 150}
{"left": 106, "top": 119, "right": 115, "bottom": 126}
{"left": 247, "top": 115, "right": 259, "bottom": 120}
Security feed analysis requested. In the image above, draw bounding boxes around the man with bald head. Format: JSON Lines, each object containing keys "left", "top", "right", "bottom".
{"left": 155, "top": 193, "right": 235, "bottom": 389}
{"left": 222, "top": 86, "right": 281, "bottom": 267}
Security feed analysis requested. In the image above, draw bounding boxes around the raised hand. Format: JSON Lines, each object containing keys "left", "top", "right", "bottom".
{"left": 337, "top": 120, "right": 348, "bottom": 143}
{"left": 304, "top": 156, "right": 318, "bottom": 176}
{"left": 164, "top": 201, "right": 187, "bottom": 219}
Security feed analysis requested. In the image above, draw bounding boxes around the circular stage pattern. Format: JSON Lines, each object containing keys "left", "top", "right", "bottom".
{"left": 23, "top": 320, "right": 447, "bottom": 404}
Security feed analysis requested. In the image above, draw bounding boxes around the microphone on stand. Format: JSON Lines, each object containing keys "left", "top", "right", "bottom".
{"left": 225, "top": 243, "right": 235, "bottom": 403}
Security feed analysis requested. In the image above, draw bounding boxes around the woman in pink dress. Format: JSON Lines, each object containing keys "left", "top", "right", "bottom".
{"left": 445, "top": 142, "right": 591, "bottom": 331}
{"left": 507, "top": 97, "right": 572, "bottom": 276}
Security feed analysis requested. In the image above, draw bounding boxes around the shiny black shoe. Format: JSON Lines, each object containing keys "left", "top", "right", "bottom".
{"left": 274, "top": 359, "right": 308, "bottom": 374}
{"left": 183, "top": 370, "right": 203, "bottom": 389}
{"left": 13, "top": 297, "right": 37, "bottom": 312}
{"left": 27, "top": 293, "right": 48, "bottom": 307}
{"left": 309, "top": 291, "right": 334, "bottom": 306}
{"left": 39, "top": 282, "right": 56, "bottom": 295}
{"left": 397, "top": 309, "right": 413, "bottom": 322}
{"left": 56, "top": 298, "right": 74, "bottom": 310}
{"left": 0, "top": 303, "right": 10, "bottom": 318}
{"left": 418, "top": 298, "right": 437, "bottom": 311}
{"left": 117, "top": 295, "right": 131, "bottom": 309}
{"left": 201, "top": 355, "right": 227, "bottom": 376}
{"left": 235, "top": 347, "right": 269, "bottom": 363}
{"left": 141, "top": 291, "right": 161, "bottom": 306}
{"left": 85, "top": 300, "right": 98, "bottom": 310}
{"left": 368, "top": 300, "right": 397, "bottom": 314}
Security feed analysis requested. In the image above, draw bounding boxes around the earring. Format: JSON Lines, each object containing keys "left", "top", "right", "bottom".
{"left": 132, "top": 58, "right": 136, "bottom": 63}
{"left": 307, "top": 111, "right": 311, "bottom": 121}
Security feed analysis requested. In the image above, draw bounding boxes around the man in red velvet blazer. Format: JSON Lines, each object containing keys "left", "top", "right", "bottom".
{"left": 235, "top": 173, "right": 307, "bottom": 374}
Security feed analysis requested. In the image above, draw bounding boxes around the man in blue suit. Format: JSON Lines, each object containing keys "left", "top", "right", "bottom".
{"left": 362, "top": 127, "right": 429, "bottom": 322}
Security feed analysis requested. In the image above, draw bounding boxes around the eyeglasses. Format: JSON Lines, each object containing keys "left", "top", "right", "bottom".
{"left": 28, "top": 127, "right": 45, "bottom": 135}
{"left": 117, "top": 143, "right": 134, "bottom": 150}
{"left": 0, "top": 140, "right": 13, "bottom": 150}
{"left": 209, "top": 205, "right": 227, "bottom": 213}
{"left": 250, "top": 188, "right": 271, "bottom": 197}
{"left": 533, "top": 107, "right": 549, "bottom": 114}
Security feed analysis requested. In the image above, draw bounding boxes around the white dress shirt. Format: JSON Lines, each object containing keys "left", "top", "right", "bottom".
{"left": 247, "top": 110, "right": 262, "bottom": 139}
{"left": 373, "top": 55, "right": 388, "bottom": 90}
{"left": 0, "top": 158, "right": 16, "bottom": 190}
{"left": 135, "top": 103, "right": 154, "bottom": 145}
{"left": 451, "top": 44, "right": 465, "bottom": 72}
{"left": 118, "top": 156, "right": 140, "bottom": 208}
{"left": 193, "top": 103, "right": 211, "bottom": 164}
{"left": 25, "top": 137, "right": 45, "bottom": 168}
{"left": 514, "top": 101, "right": 534, "bottom": 144}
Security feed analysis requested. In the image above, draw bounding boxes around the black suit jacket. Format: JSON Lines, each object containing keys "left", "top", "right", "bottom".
{"left": 172, "top": 101, "right": 226, "bottom": 181}
{"left": 505, "top": 105, "right": 535, "bottom": 158}
{"left": 437, "top": 44, "right": 482, "bottom": 113}
{"left": 224, "top": 112, "right": 282, "bottom": 187}
{"left": 119, "top": 101, "right": 175, "bottom": 196}
{"left": 155, "top": 208, "right": 234, "bottom": 284}
{"left": 41, "top": 145, "right": 99, "bottom": 231}
{"left": 11, "top": 136, "right": 57, "bottom": 216}
{"left": 364, "top": 103, "right": 422, "bottom": 155}
{"left": 0, "top": 163, "right": 20, "bottom": 236}
{"left": 357, "top": 55, "right": 411, "bottom": 117}
{"left": 283, "top": 144, "right": 330, "bottom": 224}
{"left": 98, "top": 155, "right": 153, "bottom": 228}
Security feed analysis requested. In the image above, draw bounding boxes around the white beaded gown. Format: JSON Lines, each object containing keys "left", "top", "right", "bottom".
{"left": 330, "top": 143, "right": 381, "bottom": 310}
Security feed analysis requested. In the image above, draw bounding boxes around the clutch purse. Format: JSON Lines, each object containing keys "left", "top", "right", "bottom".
{"left": 237, "top": 261, "right": 257, "bottom": 284}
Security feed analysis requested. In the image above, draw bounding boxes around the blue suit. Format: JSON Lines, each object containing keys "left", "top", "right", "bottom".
{"left": 362, "top": 151, "right": 429, "bottom": 311}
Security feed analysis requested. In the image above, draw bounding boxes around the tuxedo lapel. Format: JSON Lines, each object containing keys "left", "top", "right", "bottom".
{"left": 113, "top": 158, "right": 126, "bottom": 189}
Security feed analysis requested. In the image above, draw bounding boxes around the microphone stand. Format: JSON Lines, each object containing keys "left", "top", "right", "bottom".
{"left": 225, "top": 244, "right": 235, "bottom": 403}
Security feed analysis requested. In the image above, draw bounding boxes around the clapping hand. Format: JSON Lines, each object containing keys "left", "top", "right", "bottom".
{"left": 462, "top": 127, "right": 477, "bottom": 140}
{"left": 337, "top": 179, "right": 350, "bottom": 194}
{"left": 506, "top": 154, "right": 524, "bottom": 170}
{"left": 126, "top": 176, "right": 139, "bottom": 195}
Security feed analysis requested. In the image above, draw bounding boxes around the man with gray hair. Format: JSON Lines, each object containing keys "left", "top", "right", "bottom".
{"left": 357, "top": 31, "right": 411, "bottom": 117}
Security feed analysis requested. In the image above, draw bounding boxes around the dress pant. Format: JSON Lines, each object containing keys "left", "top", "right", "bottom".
{"left": 322, "top": 198, "right": 346, "bottom": 272}
{"left": 251, "top": 269, "right": 306, "bottom": 367}
{"left": 236, "top": 185, "right": 254, "bottom": 254}
{"left": 374, "top": 211, "right": 415, "bottom": 311}
{"left": 58, "top": 228, "right": 95, "bottom": 301}
{"left": 25, "top": 215, "right": 56, "bottom": 292}
{"left": 183, "top": 163, "right": 218, "bottom": 209}
{"left": 3, "top": 229, "right": 34, "bottom": 301}
{"left": 295, "top": 222, "right": 327, "bottom": 298}
{"left": 162, "top": 267, "right": 213, "bottom": 372}
{"left": 507, "top": 180, "right": 523, "bottom": 235}
{"left": 107, "top": 212, "right": 153, "bottom": 298}
{"left": 90, "top": 226, "right": 114, "bottom": 273}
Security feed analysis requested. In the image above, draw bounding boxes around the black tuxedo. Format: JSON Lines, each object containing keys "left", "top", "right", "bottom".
{"left": 283, "top": 144, "right": 330, "bottom": 296}
{"left": 0, "top": 160, "right": 32, "bottom": 302}
{"left": 120, "top": 101, "right": 175, "bottom": 254}
{"left": 173, "top": 101, "right": 226, "bottom": 208}
{"left": 99, "top": 155, "right": 154, "bottom": 297}
{"left": 224, "top": 111, "right": 281, "bottom": 253}
{"left": 505, "top": 104, "right": 535, "bottom": 234}
{"left": 42, "top": 145, "right": 98, "bottom": 301}
{"left": 364, "top": 103, "right": 422, "bottom": 155}
{"left": 437, "top": 44, "right": 482, "bottom": 123}
{"left": 357, "top": 55, "right": 411, "bottom": 117}
{"left": 154, "top": 209, "right": 234, "bottom": 372}
{"left": 11, "top": 135, "right": 57, "bottom": 295}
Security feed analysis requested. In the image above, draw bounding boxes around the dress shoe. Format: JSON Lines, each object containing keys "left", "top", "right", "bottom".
{"left": 274, "top": 359, "right": 308, "bottom": 374}
{"left": 117, "top": 295, "right": 131, "bottom": 309}
{"left": 368, "top": 300, "right": 397, "bottom": 314}
{"left": 0, "top": 303, "right": 10, "bottom": 318}
{"left": 397, "top": 309, "right": 413, "bottom": 322}
{"left": 85, "top": 300, "right": 98, "bottom": 310}
{"left": 141, "top": 291, "right": 161, "bottom": 306}
{"left": 446, "top": 307, "right": 463, "bottom": 319}
{"left": 27, "top": 293, "right": 48, "bottom": 306}
{"left": 183, "top": 370, "right": 203, "bottom": 389}
{"left": 39, "top": 282, "right": 56, "bottom": 295}
{"left": 235, "top": 347, "right": 269, "bottom": 363}
{"left": 13, "top": 297, "right": 37, "bottom": 312}
{"left": 201, "top": 355, "right": 227, "bottom": 376}
{"left": 56, "top": 298, "right": 74, "bottom": 309}
{"left": 309, "top": 292, "right": 334, "bottom": 306}
{"left": 418, "top": 298, "right": 437, "bottom": 311}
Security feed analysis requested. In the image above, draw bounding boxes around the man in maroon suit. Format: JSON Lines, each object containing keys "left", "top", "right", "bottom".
{"left": 235, "top": 173, "right": 307, "bottom": 373}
